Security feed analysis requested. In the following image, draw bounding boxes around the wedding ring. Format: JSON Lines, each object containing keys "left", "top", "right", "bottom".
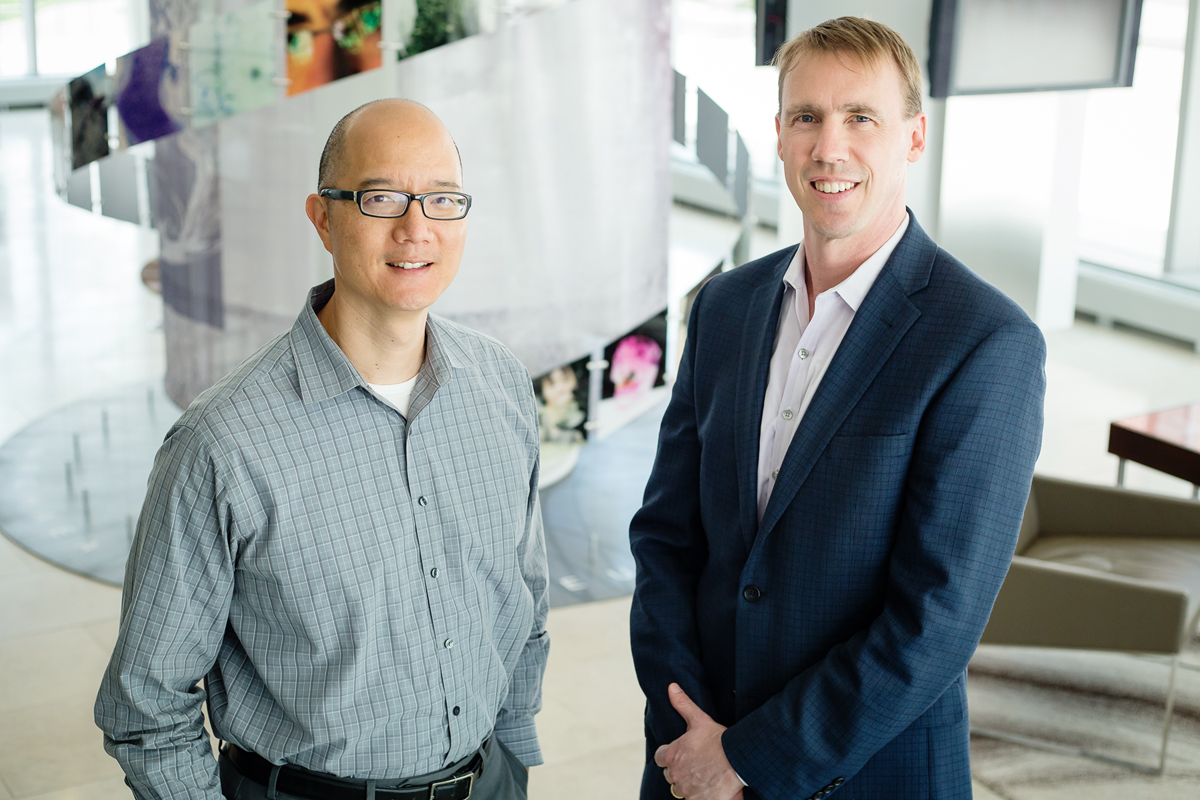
{"left": 670, "top": 784, "right": 684, "bottom": 799}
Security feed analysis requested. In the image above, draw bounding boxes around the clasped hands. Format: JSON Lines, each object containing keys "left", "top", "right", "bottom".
{"left": 654, "top": 683, "right": 744, "bottom": 800}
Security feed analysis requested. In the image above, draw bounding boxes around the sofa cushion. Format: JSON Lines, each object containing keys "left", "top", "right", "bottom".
{"left": 1023, "top": 537, "right": 1200, "bottom": 627}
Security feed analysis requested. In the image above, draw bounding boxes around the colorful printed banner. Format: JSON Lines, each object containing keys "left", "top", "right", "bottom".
{"left": 114, "top": 35, "right": 189, "bottom": 147}
{"left": 286, "top": 0, "right": 381, "bottom": 96}
{"left": 190, "top": 0, "right": 281, "bottom": 127}
{"left": 68, "top": 64, "right": 112, "bottom": 170}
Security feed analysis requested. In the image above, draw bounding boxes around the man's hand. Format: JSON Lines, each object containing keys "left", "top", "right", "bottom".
{"left": 654, "top": 683, "right": 744, "bottom": 800}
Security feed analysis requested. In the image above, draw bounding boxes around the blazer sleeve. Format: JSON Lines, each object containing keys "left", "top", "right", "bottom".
{"left": 720, "top": 318, "right": 1047, "bottom": 798}
{"left": 629, "top": 282, "right": 720, "bottom": 747}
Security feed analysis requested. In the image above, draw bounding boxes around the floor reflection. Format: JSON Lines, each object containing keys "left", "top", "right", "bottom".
{"left": 540, "top": 398, "right": 666, "bottom": 608}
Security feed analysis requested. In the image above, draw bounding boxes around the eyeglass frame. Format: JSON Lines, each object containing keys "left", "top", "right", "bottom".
{"left": 318, "top": 188, "right": 473, "bottom": 220}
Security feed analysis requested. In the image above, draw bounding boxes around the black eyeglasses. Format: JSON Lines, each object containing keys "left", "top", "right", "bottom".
{"left": 319, "top": 188, "right": 472, "bottom": 220}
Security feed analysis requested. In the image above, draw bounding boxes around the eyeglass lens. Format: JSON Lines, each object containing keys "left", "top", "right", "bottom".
{"left": 360, "top": 191, "right": 468, "bottom": 219}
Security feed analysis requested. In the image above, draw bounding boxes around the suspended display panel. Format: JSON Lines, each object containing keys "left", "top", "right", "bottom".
{"left": 114, "top": 35, "right": 189, "bottom": 146}
{"left": 190, "top": 0, "right": 282, "bottom": 126}
{"left": 69, "top": 65, "right": 112, "bottom": 170}
{"left": 929, "top": 0, "right": 1143, "bottom": 96}
{"left": 286, "top": 0, "right": 382, "bottom": 95}
{"left": 534, "top": 355, "right": 591, "bottom": 444}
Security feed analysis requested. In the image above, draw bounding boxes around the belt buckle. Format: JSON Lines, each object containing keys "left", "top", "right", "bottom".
{"left": 429, "top": 771, "right": 474, "bottom": 800}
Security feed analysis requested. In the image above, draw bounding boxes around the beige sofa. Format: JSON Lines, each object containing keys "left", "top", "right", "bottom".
{"left": 978, "top": 475, "right": 1200, "bottom": 772}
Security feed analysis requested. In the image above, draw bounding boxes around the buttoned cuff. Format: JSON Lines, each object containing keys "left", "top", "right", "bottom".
{"left": 492, "top": 715, "right": 543, "bottom": 767}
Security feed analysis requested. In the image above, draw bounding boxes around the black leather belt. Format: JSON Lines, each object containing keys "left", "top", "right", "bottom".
{"left": 222, "top": 743, "right": 482, "bottom": 800}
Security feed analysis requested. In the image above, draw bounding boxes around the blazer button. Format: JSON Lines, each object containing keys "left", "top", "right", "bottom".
{"left": 833, "top": 777, "right": 844, "bottom": 786}
{"left": 742, "top": 585, "right": 761, "bottom": 602}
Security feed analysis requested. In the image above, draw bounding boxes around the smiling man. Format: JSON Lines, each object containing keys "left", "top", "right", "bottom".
{"left": 97, "top": 99, "right": 547, "bottom": 800}
{"left": 631, "top": 18, "right": 1046, "bottom": 800}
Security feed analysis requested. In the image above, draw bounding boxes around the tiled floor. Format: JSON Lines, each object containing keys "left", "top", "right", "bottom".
{"left": 5, "top": 99, "right": 1200, "bottom": 800}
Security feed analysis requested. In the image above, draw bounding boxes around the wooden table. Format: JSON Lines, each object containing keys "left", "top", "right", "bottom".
{"left": 1109, "top": 402, "right": 1200, "bottom": 498}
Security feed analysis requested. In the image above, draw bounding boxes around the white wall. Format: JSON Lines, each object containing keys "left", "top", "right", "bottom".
{"left": 938, "top": 91, "right": 1084, "bottom": 328}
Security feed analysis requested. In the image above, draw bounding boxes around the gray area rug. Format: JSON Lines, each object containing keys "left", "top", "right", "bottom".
{"left": 0, "top": 382, "right": 181, "bottom": 584}
{"left": 968, "top": 640, "right": 1200, "bottom": 797}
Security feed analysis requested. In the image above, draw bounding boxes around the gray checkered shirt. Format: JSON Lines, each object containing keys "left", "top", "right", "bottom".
{"left": 96, "top": 280, "right": 550, "bottom": 800}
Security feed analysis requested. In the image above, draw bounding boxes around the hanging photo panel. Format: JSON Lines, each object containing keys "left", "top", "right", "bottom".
{"left": 286, "top": 0, "right": 382, "bottom": 96}
{"left": 114, "top": 35, "right": 189, "bottom": 147}
{"left": 48, "top": 86, "right": 71, "bottom": 199}
{"left": 601, "top": 310, "right": 668, "bottom": 403}
{"left": 533, "top": 354, "right": 590, "bottom": 444}
{"left": 69, "top": 64, "right": 112, "bottom": 171}
{"left": 190, "top": 0, "right": 281, "bottom": 127}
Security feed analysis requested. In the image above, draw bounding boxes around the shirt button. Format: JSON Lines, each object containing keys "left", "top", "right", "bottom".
{"left": 798, "top": 348, "right": 809, "bottom": 360}
{"left": 418, "top": 496, "right": 428, "bottom": 506}
{"left": 453, "top": 706, "right": 461, "bottom": 716}
{"left": 430, "top": 567, "right": 439, "bottom": 578}
{"left": 782, "top": 409, "right": 793, "bottom": 420}
{"left": 444, "top": 638, "right": 454, "bottom": 649}
{"left": 771, "top": 469, "right": 779, "bottom": 480}
{"left": 742, "top": 585, "right": 762, "bottom": 602}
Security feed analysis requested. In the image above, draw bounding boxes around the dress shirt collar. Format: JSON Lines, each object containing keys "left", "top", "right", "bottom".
{"left": 782, "top": 211, "right": 911, "bottom": 313}
{"left": 291, "top": 279, "right": 477, "bottom": 406}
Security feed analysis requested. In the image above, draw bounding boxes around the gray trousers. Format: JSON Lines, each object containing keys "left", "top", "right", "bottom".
{"left": 218, "top": 738, "right": 528, "bottom": 800}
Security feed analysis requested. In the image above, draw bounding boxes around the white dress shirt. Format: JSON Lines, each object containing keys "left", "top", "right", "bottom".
{"left": 756, "top": 214, "right": 909, "bottom": 522}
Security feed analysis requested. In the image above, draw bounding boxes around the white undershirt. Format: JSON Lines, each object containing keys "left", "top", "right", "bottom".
{"left": 368, "top": 375, "right": 419, "bottom": 417}
{"left": 755, "top": 214, "right": 910, "bottom": 523}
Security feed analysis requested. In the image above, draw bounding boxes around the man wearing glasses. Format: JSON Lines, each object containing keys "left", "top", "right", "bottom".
{"left": 96, "top": 99, "right": 547, "bottom": 800}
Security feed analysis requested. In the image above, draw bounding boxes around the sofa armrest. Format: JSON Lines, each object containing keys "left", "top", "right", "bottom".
{"left": 1033, "top": 475, "right": 1200, "bottom": 540}
{"left": 981, "top": 555, "right": 1190, "bottom": 654}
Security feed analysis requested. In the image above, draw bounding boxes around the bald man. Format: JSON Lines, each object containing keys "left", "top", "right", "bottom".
{"left": 96, "top": 100, "right": 548, "bottom": 800}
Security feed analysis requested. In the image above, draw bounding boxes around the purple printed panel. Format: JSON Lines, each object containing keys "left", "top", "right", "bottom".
{"left": 115, "top": 36, "right": 188, "bottom": 147}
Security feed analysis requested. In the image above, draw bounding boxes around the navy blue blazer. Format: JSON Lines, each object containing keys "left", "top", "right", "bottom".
{"left": 629, "top": 213, "right": 1046, "bottom": 800}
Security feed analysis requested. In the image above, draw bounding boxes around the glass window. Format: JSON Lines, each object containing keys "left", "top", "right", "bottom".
{"left": 0, "top": 0, "right": 29, "bottom": 77}
{"left": 35, "top": 0, "right": 133, "bottom": 76}
{"left": 1077, "top": 0, "right": 1189, "bottom": 278}
{"left": 674, "top": 0, "right": 779, "bottom": 180}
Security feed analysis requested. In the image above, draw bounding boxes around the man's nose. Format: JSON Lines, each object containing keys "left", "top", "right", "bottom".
{"left": 810, "top": 121, "right": 849, "bottom": 164}
{"left": 390, "top": 203, "right": 435, "bottom": 241}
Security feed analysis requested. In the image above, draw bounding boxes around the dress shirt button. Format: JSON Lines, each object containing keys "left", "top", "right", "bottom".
{"left": 430, "top": 567, "right": 439, "bottom": 578}
{"left": 453, "top": 706, "right": 461, "bottom": 716}
{"left": 742, "top": 585, "right": 761, "bottom": 602}
{"left": 782, "top": 409, "right": 793, "bottom": 420}
{"left": 444, "top": 638, "right": 454, "bottom": 649}
{"left": 771, "top": 469, "right": 779, "bottom": 480}
{"left": 418, "top": 496, "right": 428, "bottom": 507}
{"left": 798, "top": 348, "right": 809, "bottom": 360}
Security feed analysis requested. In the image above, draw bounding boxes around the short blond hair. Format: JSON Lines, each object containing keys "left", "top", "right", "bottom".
{"left": 772, "top": 16, "right": 923, "bottom": 119}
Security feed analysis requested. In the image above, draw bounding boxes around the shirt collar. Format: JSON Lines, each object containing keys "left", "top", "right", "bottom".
{"left": 782, "top": 212, "right": 910, "bottom": 313}
{"left": 290, "top": 279, "right": 477, "bottom": 406}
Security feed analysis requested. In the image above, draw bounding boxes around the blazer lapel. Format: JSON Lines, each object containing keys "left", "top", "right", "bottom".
{"left": 755, "top": 255, "right": 922, "bottom": 544}
{"left": 733, "top": 251, "right": 793, "bottom": 550}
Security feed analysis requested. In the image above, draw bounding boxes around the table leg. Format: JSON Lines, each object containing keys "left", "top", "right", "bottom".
{"left": 1117, "top": 458, "right": 1126, "bottom": 486}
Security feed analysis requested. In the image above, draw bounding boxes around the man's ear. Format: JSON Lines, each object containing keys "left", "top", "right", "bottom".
{"left": 305, "top": 193, "right": 335, "bottom": 255}
{"left": 908, "top": 112, "right": 927, "bottom": 163}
